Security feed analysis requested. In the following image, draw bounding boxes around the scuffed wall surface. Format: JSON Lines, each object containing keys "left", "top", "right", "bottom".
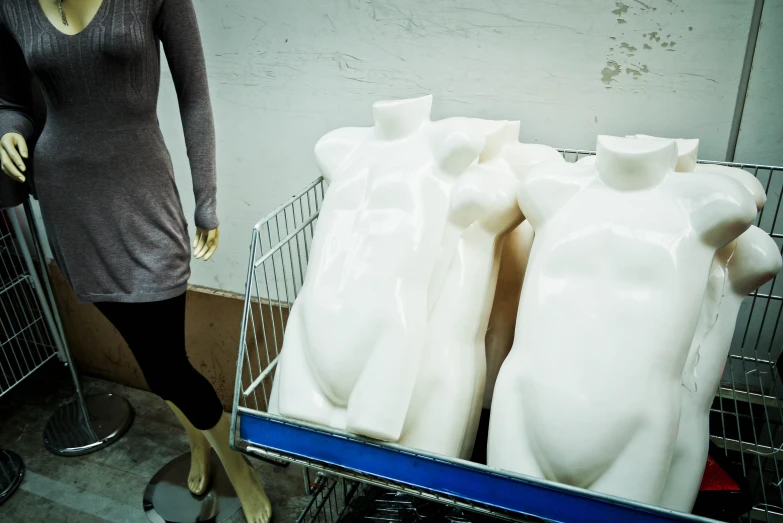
{"left": 157, "top": 0, "right": 754, "bottom": 295}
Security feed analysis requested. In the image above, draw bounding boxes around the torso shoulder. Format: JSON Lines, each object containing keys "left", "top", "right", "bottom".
{"left": 667, "top": 171, "right": 757, "bottom": 247}
{"left": 517, "top": 161, "right": 593, "bottom": 229}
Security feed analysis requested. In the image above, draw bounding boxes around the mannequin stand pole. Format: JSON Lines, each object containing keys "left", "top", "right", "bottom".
{"left": 10, "top": 201, "right": 134, "bottom": 456}
{"left": 0, "top": 449, "right": 24, "bottom": 505}
{"left": 142, "top": 450, "right": 242, "bottom": 523}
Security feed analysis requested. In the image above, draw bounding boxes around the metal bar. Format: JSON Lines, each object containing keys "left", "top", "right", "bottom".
{"left": 254, "top": 178, "right": 324, "bottom": 230}
{"left": 711, "top": 436, "right": 783, "bottom": 461}
{"left": 726, "top": 0, "right": 766, "bottom": 162}
{"left": 718, "top": 387, "right": 782, "bottom": 408}
{"left": 231, "top": 230, "right": 261, "bottom": 450}
{"left": 243, "top": 355, "right": 279, "bottom": 397}
{"left": 0, "top": 314, "right": 43, "bottom": 349}
{"left": 0, "top": 274, "right": 28, "bottom": 298}
{"left": 254, "top": 212, "right": 320, "bottom": 270}
{"left": 750, "top": 506, "right": 783, "bottom": 523}
{"left": 728, "top": 354, "right": 774, "bottom": 365}
{"left": 24, "top": 201, "right": 68, "bottom": 356}
{"left": 10, "top": 205, "right": 93, "bottom": 433}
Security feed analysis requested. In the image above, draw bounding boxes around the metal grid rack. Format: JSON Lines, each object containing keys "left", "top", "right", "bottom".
{"left": 231, "top": 153, "right": 783, "bottom": 523}
{"left": 0, "top": 209, "right": 59, "bottom": 397}
{"left": 0, "top": 207, "right": 60, "bottom": 504}
{"left": 298, "top": 471, "right": 363, "bottom": 522}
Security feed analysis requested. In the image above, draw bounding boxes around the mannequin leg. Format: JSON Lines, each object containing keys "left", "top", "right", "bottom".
{"left": 93, "top": 294, "right": 252, "bottom": 505}
{"left": 202, "top": 413, "right": 272, "bottom": 523}
{"left": 167, "top": 402, "right": 212, "bottom": 495}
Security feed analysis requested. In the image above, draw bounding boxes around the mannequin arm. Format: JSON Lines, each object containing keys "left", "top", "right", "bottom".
{"left": 155, "top": 0, "right": 218, "bottom": 231}
{"left": 0, "top": 25, "right": 33, "bottom": 182}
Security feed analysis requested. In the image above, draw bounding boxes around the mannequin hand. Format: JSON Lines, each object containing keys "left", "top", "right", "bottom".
{"left": 193, "top": 227, "right": 219, "bottom": 261}
{"left": 0, "top": 133, "right": 28, "bottom": 183}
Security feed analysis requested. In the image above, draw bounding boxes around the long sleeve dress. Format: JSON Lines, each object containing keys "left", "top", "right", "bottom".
{"left": 0, "top": 0, "right": 218, "bottom": 303}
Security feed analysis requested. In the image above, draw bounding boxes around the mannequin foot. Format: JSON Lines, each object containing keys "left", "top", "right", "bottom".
{"left": 165, "top": 401, "right": 214, "bottom": 496}
{"left": 232, "top": 457, "right": 272, "bottom": 523}
{"left": 187, "top": 431, "right": 212, "bottom": 496}
{"left": 203, "top": 414, "right": 273, "bottom": 523}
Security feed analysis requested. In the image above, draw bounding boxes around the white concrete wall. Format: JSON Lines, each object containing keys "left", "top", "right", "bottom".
{"left": 735, "top": 0, "right": 783, "bottom": 166}
{"left": 158, "top": 0, "right": 755, "bottom": 295}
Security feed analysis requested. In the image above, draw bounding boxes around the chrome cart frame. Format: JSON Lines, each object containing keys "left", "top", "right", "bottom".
{"left": 231, "top": 152, "right": 783, "bottom": 523}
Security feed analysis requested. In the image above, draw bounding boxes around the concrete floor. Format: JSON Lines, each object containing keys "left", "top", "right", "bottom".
{"left": 0, "top": 362, "right": 312, "bottom": 522}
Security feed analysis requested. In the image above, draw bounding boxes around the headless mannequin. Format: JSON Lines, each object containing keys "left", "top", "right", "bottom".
{"left": 661, "top": 226, "right": 780, "bottom": 512}
{"left": 611, "top": 136, "right": 775, "bottom": 511}
{"left": 398, "top": 121, "right": 524, "bottom": 457}
{"left": 0, "top": 2, "right": 268, "bottom": 522}
{"left": 660, "top": 164, "right": 776, "bottom": 512}
{"left": 272, "top": 96, "right": 524, "bottom": 456}
{"left": 488, "top": 136, "right": 757, "bottom": 504}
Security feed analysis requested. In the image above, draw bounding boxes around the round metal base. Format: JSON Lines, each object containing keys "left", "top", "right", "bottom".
{"left": 143, "top": 450, "right": 242, "bottom": 523}
{"left": 0, "top": 450, "right": 24, "bottom": 505}
{"left": 43, "top": 393, "right": 134, "bottom": 456}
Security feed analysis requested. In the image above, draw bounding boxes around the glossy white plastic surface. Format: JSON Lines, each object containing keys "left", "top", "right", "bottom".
{"left": 576, "top": 135, "right": 699, "bottom": 174}
{"left": 660, "top": 164, "right": 780, "bottom": 513}
{"left": 487, "top": 135, "right": 758, "bottom": 505}
{"left": 400, "top": 123, "right": 525, "bottom": 458}
{"left": 272, "top": 95, "right": 524, "bottom": 457}
{"left": 483, "top": 144, "right": 565, "bottom": 409}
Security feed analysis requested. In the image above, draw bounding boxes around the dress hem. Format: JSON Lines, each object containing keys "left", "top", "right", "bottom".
{"left": 77, "top": 283, "right": 188, "bottom": 304}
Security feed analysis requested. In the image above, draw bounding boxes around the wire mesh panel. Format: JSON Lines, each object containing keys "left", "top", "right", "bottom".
{"left": 0, "top": 209, "right": 58, "bottom": 398}
{"left": 235, "top": 156, "right": 783, "bottom": 523}
{"left": 706, "top": 161, "right": 783, "bottom": 523}
{"left": 237, "top": 178, "right": 326, "bottom": 414}
{"left": 297, "top": 472, "right": 362, "bottom": 523}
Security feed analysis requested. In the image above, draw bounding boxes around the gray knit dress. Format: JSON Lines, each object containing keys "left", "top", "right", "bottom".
{"left": 0, "top": 0, "right": 217, "bottom": 303}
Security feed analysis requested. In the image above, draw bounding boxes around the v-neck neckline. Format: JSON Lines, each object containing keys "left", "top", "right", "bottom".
{"left": 33, "top": 0, "right": 109, "bottom": 38}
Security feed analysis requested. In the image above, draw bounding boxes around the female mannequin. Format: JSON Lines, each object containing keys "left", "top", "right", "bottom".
{"left": 0, "top": 0, "right": 270, "bottom": 521}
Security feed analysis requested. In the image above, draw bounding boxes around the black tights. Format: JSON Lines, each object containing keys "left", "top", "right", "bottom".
{"left": 95, "top": 293, "right": 224, "bottom": 430}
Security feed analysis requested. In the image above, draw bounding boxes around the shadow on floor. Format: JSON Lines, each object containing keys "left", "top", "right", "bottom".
{"left": 0, "top": 361, "right": 311, "bottom": 522}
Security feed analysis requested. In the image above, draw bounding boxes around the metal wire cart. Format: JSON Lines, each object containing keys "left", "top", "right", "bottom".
{"left": 231, "top": 153, "right": 783, "bottom": 523}
{"left": 0, "top": 208, "right": 60, "bottom": 504}
{"left": 0, "top": 201, "right": 134, "bottom": 505}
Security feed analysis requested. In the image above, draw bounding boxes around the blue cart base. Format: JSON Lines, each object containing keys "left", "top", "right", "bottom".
{"left": 238, "top": 412, "right": 714, "bottom": 523}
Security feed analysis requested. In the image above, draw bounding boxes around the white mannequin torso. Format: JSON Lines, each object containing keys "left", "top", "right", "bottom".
{"left": 661, "top": 164, "right": 778, "bottom": 512}
{"left": 488, "top": 136, "right": 757, "bottom": 504}
{"left": 400, "top": 128, "right": 523, "bottom": 457}
{"left": 273, "top": 96, "right": 526, "bottom": 448}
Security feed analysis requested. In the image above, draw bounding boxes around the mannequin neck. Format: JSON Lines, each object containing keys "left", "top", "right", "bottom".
{"left": 595, "top": 135, "right": 676, "bottom": 190}
{"left": 373, "top": 95, "right": 432, "bottom": 141}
